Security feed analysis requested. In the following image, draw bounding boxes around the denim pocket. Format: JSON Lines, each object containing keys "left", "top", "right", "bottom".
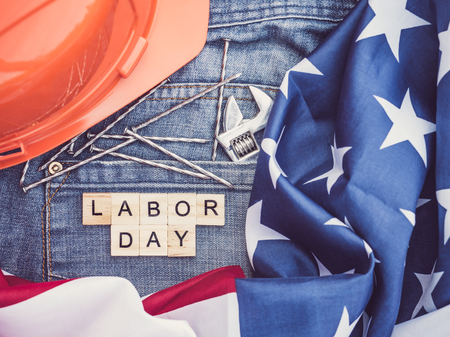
{"left": 43, "top": 159, "right": 256, "bottom": 295}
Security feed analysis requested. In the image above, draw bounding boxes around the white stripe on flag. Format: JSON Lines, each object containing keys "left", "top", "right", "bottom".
{"left": 0, "top": 277, "right": 196, "bottom": 337}
{"left": 157, "top": 292, "right": 241, "bottom": 337}
{"left": 392, "top": 304, "right": 450, "bottom": 337}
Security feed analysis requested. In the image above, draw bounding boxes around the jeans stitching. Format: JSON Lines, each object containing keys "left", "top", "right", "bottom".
{"left": 160, "top": 84, "right": 278, "bottom": 93}
{"left": 147, "top": 97, "right": 255, "bottom": 102}
{"left": 40, "top": 183, "right": 51, "bottom": 282}
{"left": 41, "top": 168, "right": 71, "bottom": 282}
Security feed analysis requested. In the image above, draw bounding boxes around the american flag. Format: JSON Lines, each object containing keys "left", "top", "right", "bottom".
{"left": 1, "top": 0, "right": 449, "bottom": 336}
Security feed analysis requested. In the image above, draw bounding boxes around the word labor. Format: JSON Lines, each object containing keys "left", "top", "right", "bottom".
{"left": 82, "top": 193, "right": 224, "bottom": 257}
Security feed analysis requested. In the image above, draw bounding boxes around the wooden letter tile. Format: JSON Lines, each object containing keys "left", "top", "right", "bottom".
{"left": 140, "top": 193, "right": 168, "bottom": 226}
{"left": 111, "top": 193, "right": 140, "bottom": 225}
{"left": 83, "top": 193, "right": 111, "bottom": 225}
{"left": 140, "top": 225, "right": 168, "bottom": 256}
{"left": 196, "top": 194, "right": 225, "bottom": 226}
{"left": 168, "top": 193, "right": 196, "bottom": 225}
{"left": 111, "top": 225, "right": 139, "bottom": 256}
{"left": 167, "top": 225, "right": 196, "bottom": 257}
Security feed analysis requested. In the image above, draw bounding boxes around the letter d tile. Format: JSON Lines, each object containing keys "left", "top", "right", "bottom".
{"left": 111, "top": 225, "right": 140, "bottom": 256}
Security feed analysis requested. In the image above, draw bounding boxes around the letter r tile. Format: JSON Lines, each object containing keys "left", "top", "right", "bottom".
{"left": 111, "top": 193, "right": 140, "bottom": 225}
{"left": 196, "top": 194, "right": 225, "bottom": 226}
{"left": 82, "top": 193, "right": 111, "bottom": 225}
{"left": 111, "top": 225, "right": 140, "bottom": 256}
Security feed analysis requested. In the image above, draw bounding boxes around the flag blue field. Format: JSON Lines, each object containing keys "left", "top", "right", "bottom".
{"left": 240, "top": 0, "right": 450, "bottom": 336}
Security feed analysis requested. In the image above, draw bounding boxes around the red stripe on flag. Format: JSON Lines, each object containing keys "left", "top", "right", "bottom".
{"left": 143, "top": 265, "right": 245, "bottom": 315}
{"left": 0, "top": 270, "right": 72, "bottom": 308}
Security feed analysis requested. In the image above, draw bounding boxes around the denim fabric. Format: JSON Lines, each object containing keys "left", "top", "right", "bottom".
{"left": 0, "top": 0, "right": 358, "bottom": 295}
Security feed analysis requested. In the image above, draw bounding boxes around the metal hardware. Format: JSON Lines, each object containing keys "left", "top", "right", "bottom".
{"left": 22, "top": 138, "right": 135, "bottom": 193}
{"left": 48, "top": 162, "right": 63, "bottom": 175}
{"left": 132, "top": 73, "right": 241, "bottom": 132}
{"left": 73, "top": 79, "right": 169, "bottom": 157}
{"left": 231, "top": 132, "right": 259, "bottom": 159}
{"left": 38, "top": 133, "right": 83, "bottom": 172}
{"left": 19, "top": 160, "right": 29, "bottom": 187}
{"left": 125, "top": 129, "right": 234, "bottom": 189}
{"left": 212, "top": 39, "right": 231, "bottom": 161}
{"left": 91, "top": 145, "right": 210, "bottom": 180}
{"left": 87, "top": 133, "right": 209, "bottom": 144}
{"left": 217, "top": 86, "right": 274, "bottom": 162}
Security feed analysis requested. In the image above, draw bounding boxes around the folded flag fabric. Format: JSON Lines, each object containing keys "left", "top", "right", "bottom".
{"left": 242, "top": 0, "right": 450, "bottom": 336}
{"left": 1, "top": 0, "right": 450, "bottom": 336}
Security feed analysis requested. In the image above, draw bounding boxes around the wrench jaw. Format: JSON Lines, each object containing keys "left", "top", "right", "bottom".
{"left": 217, "top": 86, "right": 274, "bottom": 162}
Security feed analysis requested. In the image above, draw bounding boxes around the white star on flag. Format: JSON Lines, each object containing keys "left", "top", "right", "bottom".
{"left": 436, "top": 189, "right": 450, "bottom": 245}
{"left": 438, "top": 22, "right": 450, "bottom": 85}
{"left": 312, "top": 253, "right": 355, "bottom": 276}
{"left": 356, "top": 0, "right": 430, "bottom": 61}
{"left": 280, "top": 58, "right": 323, "bottom": 99}
{"left": 304, "top": 136, "right": 351, "bottom": 194}
{"left": 375, "top": 89, "right": 436, "bottom": 167}
{"left": 261, "top": 126, "right": 287, "bottom": 189}
{"left": 363, "top": 240, "right": 373, "bottom": 259}
{"left": 417, "top": 198, "right": 431, "bottom": 208}
{"left": 400, "top": 209, "right": 416, "bottom": 226}
{"left": 333, "top": 307, "right": 361, "bottom": 337}
{"left": 362, "top": 312, "right": 373, "bottom": 337}
{"left": 245, "top": 200, "right": 290, "bottom": 269}
{"left": 325, "top": 217, "right": 354, "bottom": 232}
{"left": 411, "top": 262, "right": 444, "bottom": 319}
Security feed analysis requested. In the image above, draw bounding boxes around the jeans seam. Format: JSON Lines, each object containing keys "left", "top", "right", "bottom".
{"left": 160, "top": 84, "right": 279, "bottom": 93}
{"left": 209, "top": 14, "right": 344, "bottom": 29}
{"left": 41, "top": 168, "right": 71, "bottom": 282}
{"left": 147, "top": 96, "right": 255, "bottom": 102}
{"left": 41, "top": 183, "right": 51, "bottom": 282}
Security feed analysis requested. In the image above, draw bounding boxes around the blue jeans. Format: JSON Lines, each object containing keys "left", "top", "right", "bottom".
{"left": 0, "top": 0, "right": 358, "bottom": 296}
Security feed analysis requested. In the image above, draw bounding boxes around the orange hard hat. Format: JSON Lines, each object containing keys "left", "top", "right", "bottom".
{"left": 0, "top": 0, "right": 209, "bottom": 169}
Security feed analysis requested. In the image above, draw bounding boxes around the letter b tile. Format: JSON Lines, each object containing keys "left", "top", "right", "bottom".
{"left": 140, "top": 194, "right": 168, "bottom": 226}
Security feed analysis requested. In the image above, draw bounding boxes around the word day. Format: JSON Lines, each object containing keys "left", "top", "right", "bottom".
{"left": 82, "top": 193, "right": 225, "bottom": 257}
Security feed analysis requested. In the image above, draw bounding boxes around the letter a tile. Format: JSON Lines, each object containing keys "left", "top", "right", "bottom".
{"left": 83, "top": 193, "right": 111, "bottom": 225}
{"left": 111, "top": 193, "right": 140, "bottom": 225}
{"left": 140, "top": 225, "right": 168, "bottom": 256}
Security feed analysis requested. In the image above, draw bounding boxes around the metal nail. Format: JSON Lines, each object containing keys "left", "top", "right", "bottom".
{"left": 86, "top": 133, "right": 210, "bottom": 144}
{"left": 67, "top": 141, "right": 75, "bottom": 155}
{"left": 19, "top": 160, "right": 30, "bottom": 187}
{"left": 38, "top": 133, "right": 83, "bottom": 172}
{"left": 73, "top": 79, "right": 168, "bottom": 157}
{"left": 23, "top": 138, "right": 135, "bottom": 193}
{"left": 91, "top": 145, "right": 210, "bottom": 180}
{"left": 212, "top": 39, "right": 231, "bottom": 161}
{"left": 125, "top": 129, "right": 234, "bottom": 189}
{"left": 132, "top": 73, "right": 242, "bottom": 132}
